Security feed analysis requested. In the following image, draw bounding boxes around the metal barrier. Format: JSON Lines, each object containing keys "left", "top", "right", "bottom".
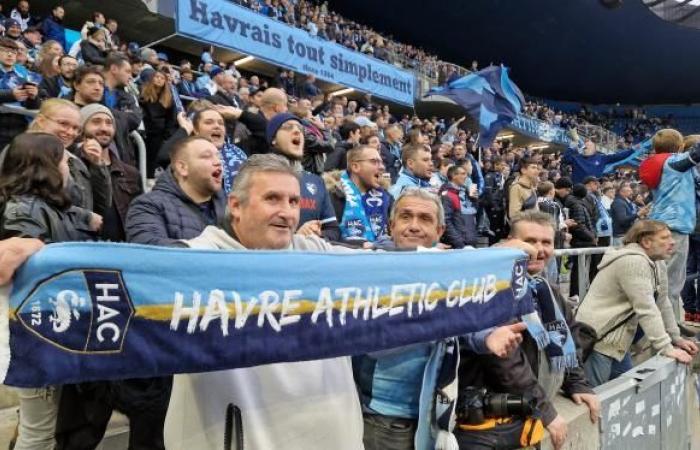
{"left": 554, "top": 246, "right": 609, "bottom": 300}
{"left": 538, "top": 353, "right": 700, "bottom": 450}
{"left": 129, "top": 130, "right": 149, "bottom": 191}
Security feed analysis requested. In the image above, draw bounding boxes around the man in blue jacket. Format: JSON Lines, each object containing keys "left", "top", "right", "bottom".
{"left": 354, "top": 187, "right": 528, "bottom": 450}
{"left": 41, "top": 5, "right": 65, "bottom": 51}
{"left": 643, "top": 129, "right": 700, "bottom": 319}
{"left": 562, "top": 129, "right": 635, "bottom": 184}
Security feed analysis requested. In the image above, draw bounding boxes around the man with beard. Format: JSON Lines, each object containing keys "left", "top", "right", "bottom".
{"left": 126, "top": 136, "right": 226, "bottom": 246}
{"left": 41, "top": 4, "right": 66, "bottom": 51}
{"left": 389, "top": 144, "right": 435, "bottom": 198}
{"left": 70, "top": 65, "right": 142, "bottom": 166}
{"left": 267, "top": 112, "right": 340, "bottom": 241}
{"left": 10, "top": 1, "right": 35, "bottom": 31}
{"left": 78, "top": 104, "right": 142, "bottom": 242}
{"left": 39, "top": 55, "right": 77, "bottom": 99}
{"left": 328, "top": 145, "right": 392, "bottom": 245}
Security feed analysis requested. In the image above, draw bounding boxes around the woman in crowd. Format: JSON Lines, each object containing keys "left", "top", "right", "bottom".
{"left": 27, "top": 99, "right": 111, "bottom": 215}
{"left": 34, "top": 40, "right": 63, "bottom": 78}
{"left": 0, "top": 132, "right": 101, "bottom": 449}
{"left": 140, "top": 70, "right": 179, "bottom": 177}
{"left": 79, "top": 26, "right": 108, "bottom": 66}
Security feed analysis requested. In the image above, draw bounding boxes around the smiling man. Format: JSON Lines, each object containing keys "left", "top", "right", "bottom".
{"left": 329, "top": 144, "right": 393, "bottom": 244}
{"left": 126, "top": 136, "right": 226, "bottom": 246}
{"left": 164, "top": 154, "right": 364, "bottom": 450}
{"left": 455, "top": 211, "right": 599, "bottom": 450}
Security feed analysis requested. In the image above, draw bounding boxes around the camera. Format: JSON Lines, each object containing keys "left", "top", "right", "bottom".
{"left": 456, "top": 387, "right": 537, "bottom": 425}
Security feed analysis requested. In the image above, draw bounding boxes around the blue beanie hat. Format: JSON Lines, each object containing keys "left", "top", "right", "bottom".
{"left": 210, "top": 66, "right": 224, "bottom": 78}
{"left": 266, "top": 113, "right": 302, "bottom": 146}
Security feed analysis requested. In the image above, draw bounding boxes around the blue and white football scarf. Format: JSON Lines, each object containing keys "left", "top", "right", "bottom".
{"left": 0, "top": 242, "right": 532, "bottom": 387}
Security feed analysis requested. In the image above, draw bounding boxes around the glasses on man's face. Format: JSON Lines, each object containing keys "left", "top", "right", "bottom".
{"left": 0, "top": 48, "right": 17, "bottom": 55}
{"left": 279, "top": 122, "right": 303, "bottom": 132}
{"left": 356, "top": 158, "right": 384, "bottom": 166}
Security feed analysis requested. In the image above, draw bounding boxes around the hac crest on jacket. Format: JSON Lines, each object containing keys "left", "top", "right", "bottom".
{"left": 16, "top": 270, "right": 134, "bottom": 354}
{"left": 305, "top": 182, "right": 317, "bottom": 195}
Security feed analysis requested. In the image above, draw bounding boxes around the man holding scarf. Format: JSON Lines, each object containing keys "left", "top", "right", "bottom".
{"left": 354, "top": 188, "right": 529, "bottom": 450}
{"left": 455, "top": 211, "right": 599, "bottom": 450}
{"left": 329, "top": 145, "right": 393, "bottom": 245}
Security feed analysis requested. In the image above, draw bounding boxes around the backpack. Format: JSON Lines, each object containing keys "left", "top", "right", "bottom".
{"left": 639, "top": 154, "right": 672, "bottom": 189}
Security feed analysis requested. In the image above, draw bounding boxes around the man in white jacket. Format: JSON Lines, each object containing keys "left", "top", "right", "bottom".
{"left": 164, "top": 154, "right": 363, "bottom": 450}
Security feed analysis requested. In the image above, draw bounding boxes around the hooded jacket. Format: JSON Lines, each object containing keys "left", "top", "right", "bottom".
{"left": 164, "top": 226, "right": 363, "bottom": 450}
{"left": 125, "top": 169, "right": 226, "bottom": 246}
{"left": 575, "top": 244, "right": 681, "bottom": 361}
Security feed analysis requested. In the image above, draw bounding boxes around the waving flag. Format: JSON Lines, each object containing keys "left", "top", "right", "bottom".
{"left": 0, "top": 242, "right": 531, "bottom": 387}
{"left": 603, "top": 137, "right": 654, "bottom": 174}
{"left": 427, "top": 65, "right": 525, "bottom": 147}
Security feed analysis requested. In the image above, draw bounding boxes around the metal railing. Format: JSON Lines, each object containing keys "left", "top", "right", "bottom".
{"left": 553, "top": 246, "right": 609, "bottom": 301}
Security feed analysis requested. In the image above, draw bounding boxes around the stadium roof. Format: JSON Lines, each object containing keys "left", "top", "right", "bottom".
{"left": 329, "top": 0, "right": 700, "bottom": 105}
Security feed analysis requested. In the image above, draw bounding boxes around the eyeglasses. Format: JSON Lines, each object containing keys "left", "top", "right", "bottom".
{"left": 279, "top": 122, "right": 303, "bottom": 132}
{"left": 355, "top": 158, "right": 384, "bottom": 166}
{"left": 0, "top": 48, "right": 17, "bottom": 55}
{"left": 42, "top": 115, "right": 81, "bottom": 134}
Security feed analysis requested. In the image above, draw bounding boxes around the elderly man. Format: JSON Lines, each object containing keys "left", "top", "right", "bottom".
{"left": 356, "top": 187, "right": 527, "bottom": 450}
{"left": 163, "top": 154, "right": 364, "bottom": 450}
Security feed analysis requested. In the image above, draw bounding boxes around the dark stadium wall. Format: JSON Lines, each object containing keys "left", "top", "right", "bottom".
{"left": 328, "top": 0, "right": 700, "bottom": 105}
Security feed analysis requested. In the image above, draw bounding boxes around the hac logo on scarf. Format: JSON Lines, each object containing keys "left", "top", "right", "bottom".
{"left": 15, "top": 270, "right": 134, "bottom": 353}
{"left": 511, "top": 259, "right": 528, "bottom": 301}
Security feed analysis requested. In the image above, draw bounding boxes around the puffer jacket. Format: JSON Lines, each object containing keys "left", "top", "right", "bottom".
{"left": 0, "top": 195, "right": 94, "bottom": 242}
{"left": 125, "top": 168, "right": 226, "bottom": 246}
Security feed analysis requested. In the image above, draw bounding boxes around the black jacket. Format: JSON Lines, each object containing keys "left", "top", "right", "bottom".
{"left": 80, "top": 40, "right": 107, "bottom": 65}
{"left": 125, "top": 169, "right": 226, "bottom": 246}
{"left": 141, "top": 100, "right": 178, "bottom": 141}
{"left": 102, "top": 148, "right": 143, "bottom": 242}
{"left": 0, "top": 195, "right": 94, "bottom": 243}
{"left": 0, "top": 89, "right": 41, "bottom": 148}
{"left": 39, "top": 75, "right": 70, "bottom": 99}
{"left": 565, "top": 195, "right": 596, "bottom": 247}
{"left": 324, "top": 141, "right": 354, "bottom": 172}
{"left": 458, "top": 283, "right": 594, "bottom": 427}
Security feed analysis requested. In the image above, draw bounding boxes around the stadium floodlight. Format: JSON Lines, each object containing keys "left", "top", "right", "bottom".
{"left": 233, "top": 56, "right": 255, "bottom": 66}
{"left": 329, "top": 88, "right": 355, "bottom": 97}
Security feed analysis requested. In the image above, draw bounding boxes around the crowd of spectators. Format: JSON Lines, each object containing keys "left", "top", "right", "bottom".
{"left": 0, "top": 2, "right": 698, "bottom": 450}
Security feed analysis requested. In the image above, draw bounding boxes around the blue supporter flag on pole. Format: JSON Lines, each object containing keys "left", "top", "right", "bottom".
{"left": 427, "top": 65, "right": 525, "bottom": 147}
{"left": 603, "top": 137, "right": 654, "bottom": 174}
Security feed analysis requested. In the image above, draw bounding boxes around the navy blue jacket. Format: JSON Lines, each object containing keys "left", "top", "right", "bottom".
{"left": 41, "top": 16, "right": 66, "bottom": 51}
{"left": 611, "top": 196, "right": 637, "bottom": 237}
{"left": 125, "top": 169, "right": 226, "bottom": 246}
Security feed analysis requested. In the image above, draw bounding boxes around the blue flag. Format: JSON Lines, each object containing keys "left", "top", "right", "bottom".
{"left": 427, "top": 65, "right": 525, "bottom": 147}
{"left": 603, "top": 137, "right": 654, "bottom": 174}
{"left": 0, "top": 242, "right": 531, "bottom": 387}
